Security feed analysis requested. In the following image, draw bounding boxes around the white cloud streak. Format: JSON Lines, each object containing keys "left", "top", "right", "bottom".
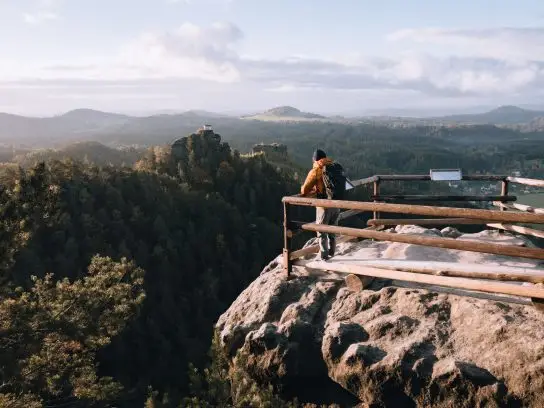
{"left": 3, "top": 22, "right": 544, "bottom": 111}
{"left": 388, "top": 27, "right": 544, "bottom": 61}
{"left": 23, "top": 0, "right": 62, "bottom": 24}
{"left": 23, "top": 10, "right": 58, "bottom": 24}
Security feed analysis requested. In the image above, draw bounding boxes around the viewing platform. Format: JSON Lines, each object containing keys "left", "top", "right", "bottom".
{"left": 281, "top": 172, "right": 544, "bottom": 311}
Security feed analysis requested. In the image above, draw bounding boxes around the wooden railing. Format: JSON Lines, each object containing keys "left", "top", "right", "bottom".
{"left": 281, "top": 174, "right": 544, "bottom": 308}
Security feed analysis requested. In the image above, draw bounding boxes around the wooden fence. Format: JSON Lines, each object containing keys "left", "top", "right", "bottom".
{"left": 281, "top": 174, "right": 544, "bottom": 309}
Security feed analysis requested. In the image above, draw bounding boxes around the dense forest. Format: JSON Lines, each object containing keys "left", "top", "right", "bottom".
{"left": 1, "top": 118, "right": 544, "bottom": 406}
{"left": 0, "top": 129, "right": 300, "bottom": 406}
{"left": 5, "top": 118, "right": 544, "bottom": 181}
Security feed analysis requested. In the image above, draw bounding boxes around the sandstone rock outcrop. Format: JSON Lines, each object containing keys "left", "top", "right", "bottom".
{"left": 217, "top": 227, "right": 544, "bottom": 407}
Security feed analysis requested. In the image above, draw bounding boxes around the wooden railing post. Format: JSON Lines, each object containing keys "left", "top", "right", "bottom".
{"left": 501, "top": 179, "right": 509, "bottom": 211}
{"left": 373, "top": 178, "right": 381, "bottom": 220}
{"left": 283, "top": 202, "right": 293, "bottom": 278}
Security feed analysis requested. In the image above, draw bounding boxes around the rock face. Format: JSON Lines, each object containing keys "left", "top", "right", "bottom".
{"left": 216, "top": 227, "right": 544, "bottom": 407}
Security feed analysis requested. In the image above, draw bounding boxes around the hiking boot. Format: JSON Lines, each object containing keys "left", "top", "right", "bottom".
{"left": 318, "top": 252, "right": 330, "bottom": 261}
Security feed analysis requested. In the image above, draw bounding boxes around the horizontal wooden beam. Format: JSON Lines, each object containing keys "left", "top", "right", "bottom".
{"left": 300, "top": 261, "right": 544, "bottom": 300}
{"left": 391, "top": 280, "right": 531, "bottom": 306}
{"left": 507, "top": 176, "right": 544, "bottom": 188}
{"left": 305, "top": 259, "right": 544, "bottom": 284}
{"left": 282, "top": 196, "right": 544, "bottom": 224}
{"left": 350, "top": 175, "right": 379, "bottom": 186}
{"left": 493, "top": 201, "right": 544, "bottom": 215}
{"left": 367, "top": 218, "right": 496, "bottom": 226}
{"left": 301, "top": 223, "right": 544, "bottom": 260}
{"left": 488, "top": 223, "right": 544, "bottom": 239}
{"left": 372, "top": 195, "right": 516, "bottom": 202}
{"left": 375, "top": 174, "right": 507, "bottom": 181}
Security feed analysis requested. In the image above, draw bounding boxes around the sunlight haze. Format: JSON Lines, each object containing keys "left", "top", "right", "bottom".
{"left": 1, "top": 0, "right": 544, "bottom": 115}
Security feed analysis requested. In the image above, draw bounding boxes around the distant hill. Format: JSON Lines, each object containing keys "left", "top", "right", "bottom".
{"left": 0, "top": 109, "right": 134, "bottom": 146}
{"left": 183, "top": 110, "right": 230, "bottom": 118}
{"left": 11, "top": 141, "right": 144, "bottom": 167}
{"left": 0, "top": 109, "right": 233, "bottom": 147}
{"left": 350, "top": 105, "right": 544, "bottom": 130}
{"left": 436, "top": 105, "right": 544, "bottom": 125}
{"left": 60, "top": 108, "right": 130, "bottom": 120}
{"left": 264, "top": 106, "right": 325, "bottom": 119}
{"left": 244, "top": 106, "right": 326, "bottom": 121}
{"left": 2, "top": 104, "right": 544, "bottom": 149}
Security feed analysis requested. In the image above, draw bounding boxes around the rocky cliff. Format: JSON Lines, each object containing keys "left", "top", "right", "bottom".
{"left": 217, "top": 226, "right": 544, "bottom": 407}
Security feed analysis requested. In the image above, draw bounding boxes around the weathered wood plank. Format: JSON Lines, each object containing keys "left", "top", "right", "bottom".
{"left": 282, "top": 196, "right": 544, "bottom": 224}
{"left": 487, "top": 223, "right": 544, "bottom": 239}
{"left": 500, "top": 180, "right": 509, "bottom": 212}
{"left": 372, "top": 195, "right": 516, "bottom": 202}
{"left": 391, "top": 280, "right": 531, "bottom": 305}
{"left": 301, "top": 223, "right": 544, "bottom": 260}
{"left": 493, "top": 201, "right": 544, "bottom": 215}
{"left": 367, "top": 218, "right": 494, "bottom": 226}
{"left": 319, "top": 259, "right": 544, "bottom": 284}
{"left": 302, "top": 261, "right": 544, "bottom": 300}
{"left": 373, "top": 179, "right": 380, "bottom": 220}
{"left": 283, "top": 202, "right": 292, "bottom": 277}
{"left": 345, "top": 274, "right": 374, "bottom": 291}
{"left": 507, "top": 176, "right": 544, "bottom": 188}
{"left": 350, "top": 175, "right": 379, "bottom": 186}
{"left": 375, "top": 174, "right": 508, "bottom": 181}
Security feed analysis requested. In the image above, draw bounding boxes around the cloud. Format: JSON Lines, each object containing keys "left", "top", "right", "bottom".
{"left": 23, "top": 11, "right": 58, "bottom": 24}
{"left": 39, "top": 0, "right": 63, "bottom": 6}
{"left": 167, "top": 0, "right": 234, "bottom": 4}
{"left": 113, "top": 22, "right": 243, "bottom": 82}
{"left": 3, "top": 22, "right": 544, "bottom": 106}
{"left": 23, "top": 0, "right": 62, "bottom": 24}
{"left": 388, "top": 27, "right": 544, "bottom": 61}
{"left": 241, "top": 53, "right": 544, "bottom": 97}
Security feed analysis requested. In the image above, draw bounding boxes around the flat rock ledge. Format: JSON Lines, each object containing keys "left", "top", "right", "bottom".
{"left": 217, "top": 227, "right": 544, "bottom": 408}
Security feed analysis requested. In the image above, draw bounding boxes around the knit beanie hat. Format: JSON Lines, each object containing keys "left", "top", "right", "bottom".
{"left": 313, "top": 149, "right": 326, "bottom": 161}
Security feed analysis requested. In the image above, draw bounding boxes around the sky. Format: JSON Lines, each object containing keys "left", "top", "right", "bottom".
{"left": 1, "top": 0, "right": 544, "bottom": 116}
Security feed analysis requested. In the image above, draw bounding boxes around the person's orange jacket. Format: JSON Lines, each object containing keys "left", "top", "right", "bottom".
{"left": 300, "top": 157, "right": 333, "bottom": 197}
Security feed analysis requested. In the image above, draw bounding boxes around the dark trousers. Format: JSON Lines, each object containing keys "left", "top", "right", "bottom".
{"left": 316, "top": 207, "right": 340, "bottom": 258}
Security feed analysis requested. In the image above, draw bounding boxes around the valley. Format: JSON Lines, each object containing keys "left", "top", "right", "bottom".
{"left": 0, "top": 106, "right": 543, "bottom": 407}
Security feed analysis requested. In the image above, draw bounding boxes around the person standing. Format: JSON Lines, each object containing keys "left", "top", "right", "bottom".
{"left": 300, "top": 149, "right": 347, "bottom": 260}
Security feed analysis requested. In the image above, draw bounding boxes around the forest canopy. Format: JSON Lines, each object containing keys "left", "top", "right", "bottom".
{"left": 0, "top": 130, "right": 297, "bottom": 406}
{"left": 1, "top": 121, "right": 543, "bottom": 406}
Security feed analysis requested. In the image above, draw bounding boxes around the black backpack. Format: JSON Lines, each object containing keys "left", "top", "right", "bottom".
{"left": 321, "top": 162, "right": 347, "bottom": 200}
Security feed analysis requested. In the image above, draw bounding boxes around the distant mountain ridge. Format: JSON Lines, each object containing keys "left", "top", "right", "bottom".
{"left": 0, "top": 108, "right": 234, "bottom": 146}
{"left": 261, "top": 106, "right": 326, "bottom": 119}
{"left": 351, "top": 105, "right": 544, "bottom": 131}
{"left": 57, "top": 109, "right": 133, "bottom": 130}
{"left": 11, "top": 141, "right": 144, "bottom": 167}
{"left": 1, "top": 104, "right": 544, "bottom": 148}
{"left": 435, "top": 105, "right": 544, "bottom": 125}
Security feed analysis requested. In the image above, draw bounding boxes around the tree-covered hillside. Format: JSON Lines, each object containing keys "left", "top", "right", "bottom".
{"left": 1, "top": 118, "right": 544, "bottom": 406}
{"left": 0, "top": 130, "right": 297, "bottom": 406}
{"left": 11, "top": 141, "right": 144, "bottom": 168}
{"left": 2, "top": 108, "right": 544, "bottom": 180}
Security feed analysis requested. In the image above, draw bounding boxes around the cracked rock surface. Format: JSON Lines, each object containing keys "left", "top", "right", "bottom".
{"left": 216, "top": 227, "right": 544, "bottom": 407}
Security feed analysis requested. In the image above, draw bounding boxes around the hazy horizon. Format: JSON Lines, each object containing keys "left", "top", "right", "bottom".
{"left": 2, "top": 0, "right": 544, "bottom": 116}
{"left": 4, "top": 103, "right": 544, "bottom": 119}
